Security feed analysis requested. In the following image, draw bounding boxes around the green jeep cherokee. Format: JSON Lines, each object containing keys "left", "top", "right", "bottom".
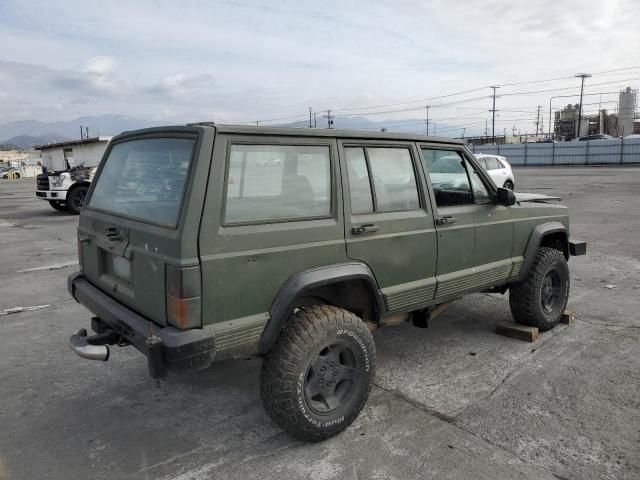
{"left": 67, "top": 124, "right": 585, "bottom": 441}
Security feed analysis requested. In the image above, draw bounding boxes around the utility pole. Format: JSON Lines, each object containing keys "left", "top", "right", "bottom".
{"left": 313, "top": 112, "right": 317, "bottom": 128}
{"left": 490, "top": 86, "right": 500, "bottom": 144}
{"left": 425, "top": 105, "right": 430, "bottom": 135}
{"left": 256, "top": 121, "right": 259, "bottom": 126}
{"left": 323, "top": 110, "right": 334, "bottom": 129}
{"left": 80, "top": 125, "right": 83, "bottom": 139}
{"left": 535, "top": 105, "right": 541, "bottom": 136}
{"left": 461, "top": 128, "right": 466, "bottom": 139}
{"left": 512, "top": 125, "right": 517, "bottom": 137}
{"left": 309, "top": 107, "right": 313, "bottom": 128}
{"left": 575, "top": 73, "right": 591, "bottom": 138}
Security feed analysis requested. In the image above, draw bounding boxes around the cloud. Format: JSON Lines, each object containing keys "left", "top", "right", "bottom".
{"left": 0, "top": 0, "right": 639, "bottom": 133}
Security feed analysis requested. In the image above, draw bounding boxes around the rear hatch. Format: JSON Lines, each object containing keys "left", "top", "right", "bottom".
{"left": 77, "top": 127, "right": 212, "bottom": 326}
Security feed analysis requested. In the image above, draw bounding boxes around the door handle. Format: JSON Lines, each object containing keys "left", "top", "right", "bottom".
{"left": 435, "top": 216, "right": 457, "bottom": 225}
{"left": 104, "top": 227, "right": 123, "bottom": 241}
{"left": 352, "top": 224, "right": 380, "bottom": 234}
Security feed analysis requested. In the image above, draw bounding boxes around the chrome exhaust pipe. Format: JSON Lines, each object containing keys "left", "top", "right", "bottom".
{"left": 69, "top": 328, "right": 110, "bottom": 361}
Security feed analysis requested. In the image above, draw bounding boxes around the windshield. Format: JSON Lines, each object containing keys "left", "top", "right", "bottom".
{"left": 88, "top": 137, "right": 195, "bottom": 226}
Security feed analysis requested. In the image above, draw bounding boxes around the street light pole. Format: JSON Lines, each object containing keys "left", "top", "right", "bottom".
{"left": 490, "top": 86, "right": 499, "bottom": 144}
{"left": 575, "top": 73, "right": 591, "bottom": 138}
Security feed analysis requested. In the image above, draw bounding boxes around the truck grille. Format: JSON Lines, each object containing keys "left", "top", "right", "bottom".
{"left": 36, "top": 174, "right": 49, "bottom": 191}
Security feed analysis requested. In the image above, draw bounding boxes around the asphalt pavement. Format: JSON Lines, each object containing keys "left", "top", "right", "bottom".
{"left": 1, "top": 167, "right": 639, "bottom": 479}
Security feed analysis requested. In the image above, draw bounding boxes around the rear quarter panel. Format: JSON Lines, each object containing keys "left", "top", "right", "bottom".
{"left": 197, "top": 133, "right": 348, "bottom": 356}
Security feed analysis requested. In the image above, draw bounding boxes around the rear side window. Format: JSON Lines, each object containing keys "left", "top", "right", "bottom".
{"left": 88, "top": 137, "right": 195, "bottom": 226}
{"left": 344, "top": 146, "right": 420, "bottom": 214}
{"left": 485, "top": 157, "right": 502, "bottom": 170}
{"left": 224, "top": 144, "right": 331, "bottom": 224}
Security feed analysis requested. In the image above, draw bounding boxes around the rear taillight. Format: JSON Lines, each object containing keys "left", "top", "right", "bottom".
{"left": 166, "top": 265, "right": 201, "bottom": 330}
{"left": 77, "top": 233, "right": 84, "bottom": 272}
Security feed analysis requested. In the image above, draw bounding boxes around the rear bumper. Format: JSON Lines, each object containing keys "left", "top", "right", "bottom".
{"left": 67, "top": 272, "right": 216, "bottom": 377}
{"left": 36, "top": 189, "right": 67, "bottom": 201}
{"left": 569, "top": 240, "right": 587, "bottom": 256}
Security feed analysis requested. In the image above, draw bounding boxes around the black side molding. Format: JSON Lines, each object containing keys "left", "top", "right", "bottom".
{"left": 257, "top": 262, "right": 384, "bottom": 354}
{"left": 569, "top": 240, "right": 587, "bottom": 256}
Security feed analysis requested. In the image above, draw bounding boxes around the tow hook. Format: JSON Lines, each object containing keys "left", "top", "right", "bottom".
{"left": 69, "top": 328, "right": 119, "bottom": 361}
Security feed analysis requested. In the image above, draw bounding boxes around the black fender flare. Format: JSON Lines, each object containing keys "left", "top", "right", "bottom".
{"left": 257, "top": 262, "right": 384, "bottom": 354}
{"left": 515, "top": 221, "right": 567, "bottom": 282}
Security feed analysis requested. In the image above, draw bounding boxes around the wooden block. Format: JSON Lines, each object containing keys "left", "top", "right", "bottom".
{"left": 380, "top": 313, "right": 409, "bottom": 327}
{"left": 560, "top": 310, "right": 576, "bottom": 325}
{"left": 495, "top": 323, "right": 539, "bottom": 342}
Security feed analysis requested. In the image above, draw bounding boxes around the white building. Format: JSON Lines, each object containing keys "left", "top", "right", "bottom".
{"left": 36, "top": 136, "right": 112, "bottom": 172}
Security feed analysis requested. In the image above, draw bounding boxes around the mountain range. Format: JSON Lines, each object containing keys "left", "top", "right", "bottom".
{"left": 1, "top": 114, "right": 467, "bottom": 148}
{"left": 0, "top": 115, "right": 163, "bottom": 148}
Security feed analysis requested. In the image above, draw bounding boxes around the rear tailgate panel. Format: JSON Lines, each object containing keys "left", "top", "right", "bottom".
{"left": 78, "top": 126, "right": 214, "bottom": 326}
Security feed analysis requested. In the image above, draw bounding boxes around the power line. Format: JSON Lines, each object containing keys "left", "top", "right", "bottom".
{"left": 248, "top": 67, "right": 640, "bottom": 126}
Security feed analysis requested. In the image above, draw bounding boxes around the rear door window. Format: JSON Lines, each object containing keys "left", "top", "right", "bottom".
{"left": 88, "top": 137, "right": 195, "bottom": 227}
{"left": 224, "top": 144, "right": 331, "bottom": 224}
{"left": 344, "top": 146, "right": 420, "bottom": 213}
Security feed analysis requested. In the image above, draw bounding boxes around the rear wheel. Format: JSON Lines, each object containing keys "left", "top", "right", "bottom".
{"left": 503, "top": 180, "right": 514, "bottom": 190}
{"left": 509, "top": 247, "right": 569, "bottom": 331}
{"left": 48, "top": 200, "right": 67, "bottom": 212}
{"left": 260, "top": 305, "right": 376, "bottom": 442}
{"left": 66, "top": 185, "right": 88, "bottom": 215}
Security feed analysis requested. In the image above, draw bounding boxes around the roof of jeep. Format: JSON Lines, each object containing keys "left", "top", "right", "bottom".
{"left": 115, "top": 123, "right": 465, "bottom": 145}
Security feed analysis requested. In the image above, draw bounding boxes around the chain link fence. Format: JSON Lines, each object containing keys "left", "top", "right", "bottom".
{"left": 468, "top": 138, "right": 640, "bottom": 166}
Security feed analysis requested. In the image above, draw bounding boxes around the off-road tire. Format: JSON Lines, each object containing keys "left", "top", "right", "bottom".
{"left": 48, "top": 200, "right": 67, "bottom": 212}
{"left": 260, "top": 305, "right": 376, "bottom": 442}
{"left": 66, "top": 185, "right": 88, "bottom": 215}
{"left": 509, "top": 247, "right": 570, "bottom": 331}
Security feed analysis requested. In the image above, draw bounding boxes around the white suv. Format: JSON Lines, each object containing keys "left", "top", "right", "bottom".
{"left": 475, "top": 154, "right": 515, "bottom": 190}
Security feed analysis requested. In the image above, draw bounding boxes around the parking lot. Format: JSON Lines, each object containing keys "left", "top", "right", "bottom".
{"left": 1, "top": 167, "right": 639, "bottom": 480}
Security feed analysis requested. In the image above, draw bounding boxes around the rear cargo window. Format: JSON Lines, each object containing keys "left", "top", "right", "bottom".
{"left": 224, "top": 144, "right": 331, "bottom": 224}
{"left": 88, "top": 137, "right": 195, "bottom": 226}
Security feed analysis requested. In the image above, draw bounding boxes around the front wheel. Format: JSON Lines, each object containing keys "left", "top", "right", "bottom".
{"left": 66, "top": 185, "right": 88, "bottom": 215}
{"left": 509, "top": 247, "right": 570, "bottom": 331}
{"left": 503, "top": 180, "right": 514, "bottom": 190}
{"left": 48, "top": 200, "right": 67, "bottom": 212}
{"left": 260, "top": 305, "right": 376, "bottom": 442}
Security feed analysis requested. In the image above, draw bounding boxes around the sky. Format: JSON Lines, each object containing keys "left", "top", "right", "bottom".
{"left": 1, "top": 0, "right": 639, "bottom": 135}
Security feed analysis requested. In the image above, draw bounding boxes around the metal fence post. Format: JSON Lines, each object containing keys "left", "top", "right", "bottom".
{"left": 524, "top": 141, "right": 528, "bottom": 166}
{"left": 552, "top": 141, "right": 555, "bottom": 166}
{"left": 620, "top": 137, "right": 624, "bottom": 165}
{"left": 584, "top": 140, "right": 589, "bottom": 166}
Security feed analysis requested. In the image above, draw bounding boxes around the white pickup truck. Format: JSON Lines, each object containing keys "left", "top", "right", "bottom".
{"left": 35, "top": 137, "right": 111, "bottom": 214}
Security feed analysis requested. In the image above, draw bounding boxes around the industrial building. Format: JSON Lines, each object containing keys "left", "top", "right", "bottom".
{"left": 553, "top": 87, "right": 638, "bottom": 140}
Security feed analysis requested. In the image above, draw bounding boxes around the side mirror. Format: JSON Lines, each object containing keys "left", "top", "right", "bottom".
{"left": 497, "top": 187, "right": 516, "bottom": 206}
